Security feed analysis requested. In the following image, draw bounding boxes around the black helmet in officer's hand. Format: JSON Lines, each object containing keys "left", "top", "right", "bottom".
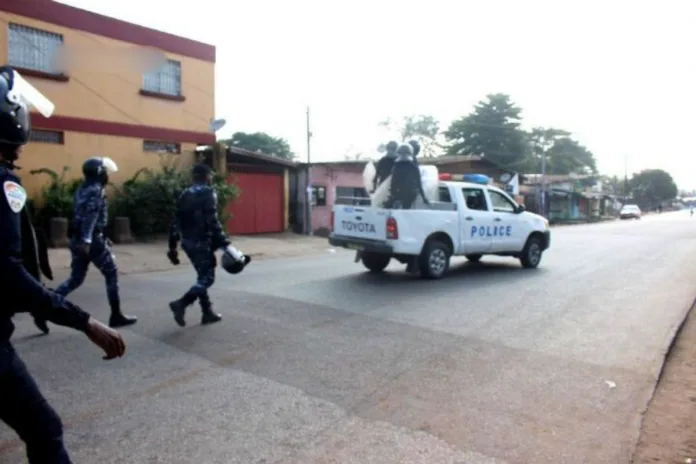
{"left": 221, "top": 251, "right": 252, "bottom": 274}
{"left": 0, "top": 66, "right": 31, "bottom": 160}
{"left": 408, "top": 139, "right": 421, "bottom": 157}
{"left": 83, "top": 156, "right": 118, "bottom": 185}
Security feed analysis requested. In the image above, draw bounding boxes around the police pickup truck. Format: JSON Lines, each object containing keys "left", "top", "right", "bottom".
{"left": 328, "top": 179, "right": 550, "bottom": 279}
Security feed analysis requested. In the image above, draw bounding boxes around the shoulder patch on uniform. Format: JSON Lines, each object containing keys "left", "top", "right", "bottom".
{"left": 3, "top": 180, "right": 27, "bottom": 213}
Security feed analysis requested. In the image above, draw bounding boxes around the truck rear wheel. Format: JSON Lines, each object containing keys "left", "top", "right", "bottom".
{"left": 520, "top": 235, "right": 544, "bottom": 269}
{"left": 419, "top": 240, "right": 450, "bottom": 279}
{"left": 361, "top": 252, "right": 391, "bottom": 273}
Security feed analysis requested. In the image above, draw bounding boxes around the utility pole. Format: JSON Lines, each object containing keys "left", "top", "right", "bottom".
{"left": 305, "top": 106, "right": 313, "bottom": 236}
{"left": 623, "top": 154, "right": 628, "bottom": 203}
{"left": 540, "top": 149, "right": 547, "bottom": 218}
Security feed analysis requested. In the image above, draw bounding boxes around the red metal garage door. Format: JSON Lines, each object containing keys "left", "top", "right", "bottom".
{"left": 226, "top": 172, "right": 284, "bottom": 234}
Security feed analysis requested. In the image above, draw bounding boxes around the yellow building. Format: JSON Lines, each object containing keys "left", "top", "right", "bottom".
{"left": 0, "top": 1, "right": 216, "bottom": 197}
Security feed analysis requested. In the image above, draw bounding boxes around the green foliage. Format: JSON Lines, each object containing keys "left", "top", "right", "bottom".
{"left": 109, "top": 157, "right": 238, "bottom": 238}
{"left": 526, "top": 127, "right": 597, "bottom": 175}
{"left": 629, "top": 169, "right": 678, "bottom": 209}
{"left": 30, "top": 166, "right": 82, "bottom": 227}
{"left": 379, "top": 114, "right": 442, "bottom": 157}
{"left": 221, "top": 131, "right": 295, "bottom": 160}
{"left": 444, "top": 93, "right": 530, "bottom": 168}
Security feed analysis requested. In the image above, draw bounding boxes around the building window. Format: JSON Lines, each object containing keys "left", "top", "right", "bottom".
{"left": 30, "top": 129, "right": 64, "bottom": 144}
{"left": 142, "top": 59, "right": 182, "bottom": 96}
{"left": 143, "top": 140, "right": 181, "bottom": 154}
{"left": 311, "top": 186, "right": 326, "bottom": 206}
{"left": 335, "top": 186, "right": 369, "bottom": 205}
{"left": 8, "top": 23, "right": 63, "bottom": 74}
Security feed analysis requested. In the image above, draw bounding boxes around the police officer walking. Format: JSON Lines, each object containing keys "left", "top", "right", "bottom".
{"left": 167, "top": 164, "right": 248, "bottom": 326}
{"left": 0, "top": 66, "right": 126, "bottom": 463}
{"left": 54, "top": 157, "right": 137, "bottom": 328}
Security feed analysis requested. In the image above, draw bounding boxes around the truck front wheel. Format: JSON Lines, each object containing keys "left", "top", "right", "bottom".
{"left": 361, "top": 252, "right": 391, "bottom": 273}
{"left": 419, "top": 240, "right": 451, "bottom": 279}
{"left": 520, "top": 235, "right": 544, "bottom": 269}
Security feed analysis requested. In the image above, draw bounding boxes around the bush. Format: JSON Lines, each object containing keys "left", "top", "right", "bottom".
{"left": 30, "top": 166, "right": 82, "bottom": 230}
{"left": 109, "top": 157, "right": 238, "bottom": 238}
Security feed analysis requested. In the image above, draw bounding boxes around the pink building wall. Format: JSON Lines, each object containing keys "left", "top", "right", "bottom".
{"left": 310, "top": 163, "right": 366, "bottom": 232}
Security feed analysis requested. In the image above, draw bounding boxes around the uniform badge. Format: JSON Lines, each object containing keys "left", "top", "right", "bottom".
{"left": 3, "top": 181, "right": 27, "bottom": 213}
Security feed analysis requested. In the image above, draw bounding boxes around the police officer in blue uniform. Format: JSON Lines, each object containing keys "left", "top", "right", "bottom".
{"left": 167, "top": 163, "right": 233, "bottom": 326}
{"left": 54, "top": 157, "right": 137, "bottom": 328}
{"left": 386, "top": 143, "right": 430, "bottom": 209}
{"left": 372, "top": 141, "right": 398, "bottom": 192}
{"left": 0, "top": 65, "right": 126, "bottom": 463}
{"left": 408, "top": 139, "right": 421, "bottom": 163}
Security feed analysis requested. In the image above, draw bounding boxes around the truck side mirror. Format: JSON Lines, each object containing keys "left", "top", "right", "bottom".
{"left": 516, "top": 204, "right": 526, "bottom": 214}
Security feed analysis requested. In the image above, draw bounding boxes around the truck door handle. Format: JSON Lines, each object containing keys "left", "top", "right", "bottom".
{"left": 465, "top": 216, "right": 473, "bottom": 221}
{"left": 494, "top": 217, "right": 502, "bottom": 222}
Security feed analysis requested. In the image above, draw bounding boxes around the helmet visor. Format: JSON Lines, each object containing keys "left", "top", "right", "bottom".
{"left": 101, "top": 157, "right": 118, "bottom": 173}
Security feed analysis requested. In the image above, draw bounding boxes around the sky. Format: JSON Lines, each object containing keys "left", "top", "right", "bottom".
{"left": 58, "top": 0, "right": 696, "bottom": 189}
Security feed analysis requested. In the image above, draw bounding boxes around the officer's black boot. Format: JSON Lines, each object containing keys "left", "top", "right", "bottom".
{"left": 169, "top": 291, "right": 197, "bottom": 327}
{"left": 199, "top": 293, "right": 221, "bottom": 325}
{"left": 33, "top": 317, "right": 49, "bottom": 335}
{"left": 108, "top": 300, "right": 137, "bottom": 328}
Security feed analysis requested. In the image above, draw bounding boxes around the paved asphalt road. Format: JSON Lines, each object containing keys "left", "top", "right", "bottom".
{"left": 2, "top": 211, "right": 696, "bottom": 464}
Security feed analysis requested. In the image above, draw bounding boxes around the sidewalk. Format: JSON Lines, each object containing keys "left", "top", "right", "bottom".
{"left": 632, "top": 302, "right": 696, "bottom": 463}
{"left": 48, "top": 233, "right": 334, "bottom": 275}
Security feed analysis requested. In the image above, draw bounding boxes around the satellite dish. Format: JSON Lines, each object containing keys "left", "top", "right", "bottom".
{"left": 500, "top": 173, "right": 511, "bottom": 183}
{"left": 209, "top": 118, "right": 226, "bottom": 133}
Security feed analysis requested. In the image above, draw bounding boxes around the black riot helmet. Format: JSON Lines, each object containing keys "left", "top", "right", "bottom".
{"left": 221, "top": 252, "right": 252, "bottom": 274}
{"left": 192, "top": 163, "right": 212, "bottom": 184}
{"left": 0, "top": 66, "right": 31, "bottom": 161}
{"left": 385, "top": 141, "right": 398, "bottom": 158}
{"left": 408, "top": 140, "right": 421, "bottom": 157}
{"left": 82, "top": 156, "right": 118, "bottom": 185}
{"left": 395, "top": 143, "right": 414, "bottom": 159}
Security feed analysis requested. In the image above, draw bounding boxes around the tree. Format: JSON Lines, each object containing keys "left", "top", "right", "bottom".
{"left": 545, "top": 137, "right": 597, "bottom": 175}
{"left": 525, "top": 127, "right": 569, "bottom": 173}
{"left": 444, "top": 93, "right": 529, "bottom": 168}
{"left": 629, "top": 169, "right": 678, "bottom": 208}
{"left": 599, "top": 175, "right": 623, "bottom": 195}
{"left": 524, "top": 127, "right": 597, "bottom": 175}
{"left": 379, "top": 114, "right": 441, "bottom": 157}
{"left": 221, "top": 132, "right": 295, "bottom": 160}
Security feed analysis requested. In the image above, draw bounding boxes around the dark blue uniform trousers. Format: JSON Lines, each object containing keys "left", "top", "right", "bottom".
{"left": 55, "top": 236, "right": 120, "bottom": 310}
{"left": 0, "top": 342, "right": 71, "bottom": 463}
{"left": 181, "top": 241, "right": 215, "bottom": 311}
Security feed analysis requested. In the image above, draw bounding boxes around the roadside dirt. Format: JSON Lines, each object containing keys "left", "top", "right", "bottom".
{"left": 632, "top": 303, "right": 696, "bottom": 463}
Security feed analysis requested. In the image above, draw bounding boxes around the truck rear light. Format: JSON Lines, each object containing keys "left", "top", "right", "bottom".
{"left": 330, "top": 211, "right": 334, "bottom": 232}
{"left": 386, "top": 217, "right": 398, "bottom": 239}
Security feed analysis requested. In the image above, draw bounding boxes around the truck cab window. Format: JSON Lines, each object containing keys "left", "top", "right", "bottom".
{"left": 438, "top": 186, "right": 452, "bottom": 202}
{"left": 462, "top": 188, "right": 488, "bottom": 211}
{"left": 489, "top": 190, "right": 517, "bottom": 213}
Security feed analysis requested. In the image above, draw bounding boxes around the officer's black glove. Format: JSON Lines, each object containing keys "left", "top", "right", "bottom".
{"left": 167, "top": 249, "right": 180, "bottom": 265}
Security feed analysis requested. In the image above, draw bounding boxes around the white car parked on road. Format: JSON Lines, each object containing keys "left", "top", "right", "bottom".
{"left": 619, "top": 204, "right": 642, "bottom": 220}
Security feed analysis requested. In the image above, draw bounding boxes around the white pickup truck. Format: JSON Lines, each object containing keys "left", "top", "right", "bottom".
{"left": 328, "top": 181, "right": 551, "bottom": 279}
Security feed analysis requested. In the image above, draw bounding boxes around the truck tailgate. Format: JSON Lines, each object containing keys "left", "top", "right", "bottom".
{"left": 332, "top": 206, "right": 387, "bottom": 240}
